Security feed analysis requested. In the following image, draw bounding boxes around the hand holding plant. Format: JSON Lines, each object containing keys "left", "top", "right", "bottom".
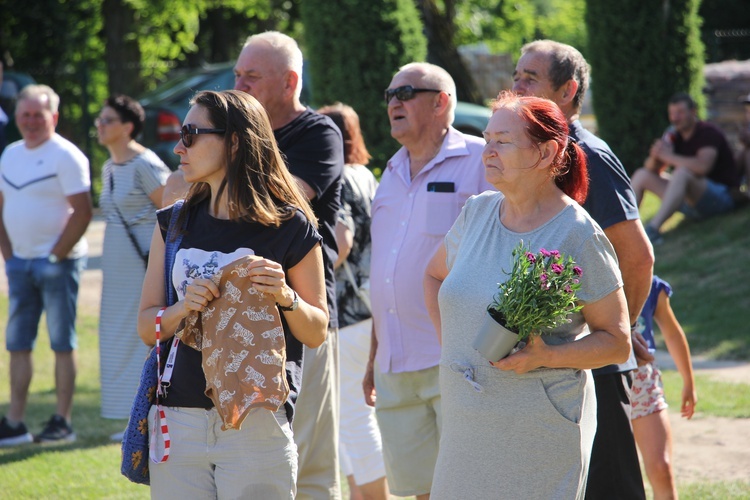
{"left": 488, "top": 241, "right": 583, "bottom": 341}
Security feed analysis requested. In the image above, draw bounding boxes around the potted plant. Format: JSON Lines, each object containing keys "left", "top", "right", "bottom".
{"left": 473, "top": 241, "right": 584, "bottom": 362}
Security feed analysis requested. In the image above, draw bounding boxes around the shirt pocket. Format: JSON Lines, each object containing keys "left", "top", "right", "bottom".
{"left": 425, "top": 192, "right": 459, "bottom": 235}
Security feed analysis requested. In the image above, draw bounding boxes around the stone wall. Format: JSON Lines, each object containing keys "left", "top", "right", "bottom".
{"left": 704, "top": 59, "right": 750, "bottom": 151}
{"left": 458, "top": 47, "right": 515, "bottom": 101}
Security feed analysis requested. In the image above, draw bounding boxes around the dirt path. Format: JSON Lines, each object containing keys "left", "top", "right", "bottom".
{"left": 1, "top": 217, "right": 748, "bottom": 486}
{"left": 653, "top": 351, "right": 750, "bottom": 485}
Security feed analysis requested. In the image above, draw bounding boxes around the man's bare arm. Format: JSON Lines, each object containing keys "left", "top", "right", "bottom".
{"left": 50, "top": 191, "right": 93, "bottom": 259}
{"left": 603, "top": 218, "right": 655, "bottom": 363}
{"left": 0, "top": 192, "right": 13, "bottom": 260}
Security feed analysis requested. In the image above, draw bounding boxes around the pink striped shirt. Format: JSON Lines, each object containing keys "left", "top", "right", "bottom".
{"left": 370, "top": 128, "right": 494, "bottom": 373}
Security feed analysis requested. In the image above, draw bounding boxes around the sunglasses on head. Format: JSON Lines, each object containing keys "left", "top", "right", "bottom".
{"left": 180, "top": 124, "right": 225, "bottom": 148}
{"left": 384, "top": 85, "right": 443, "bottom": 104}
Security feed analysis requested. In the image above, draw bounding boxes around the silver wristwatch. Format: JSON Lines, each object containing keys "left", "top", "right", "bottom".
{"left": 277, "top": 289, "right": 299, "bottom": 312}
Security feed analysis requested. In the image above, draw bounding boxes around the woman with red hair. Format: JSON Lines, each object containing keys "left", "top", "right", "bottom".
{"left": 424, "top": 92, "right": 631, "bottom": 498}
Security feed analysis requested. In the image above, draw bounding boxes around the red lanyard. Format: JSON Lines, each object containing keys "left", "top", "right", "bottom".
{"left": 151, "top": 306, "right": 178, "bottom": 464}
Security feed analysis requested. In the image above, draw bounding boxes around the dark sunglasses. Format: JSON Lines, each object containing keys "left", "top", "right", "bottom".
{"left": 384, "top": 85, "right": 443, "bottom": 104}
{"left": 180, "top": 124, "right": 225, "bottom": 148}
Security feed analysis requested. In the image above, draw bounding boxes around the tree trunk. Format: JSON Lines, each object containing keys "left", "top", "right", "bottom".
{"left": 416, "top": 0, "right": 483, "bottom": 104}
{"left": 102, "top": 0, "right": 143, "bottom": 96}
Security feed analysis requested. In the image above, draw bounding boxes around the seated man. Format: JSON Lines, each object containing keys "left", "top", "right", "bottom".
{"left": 631, "top": 92, "right": 741, "bottom": 243}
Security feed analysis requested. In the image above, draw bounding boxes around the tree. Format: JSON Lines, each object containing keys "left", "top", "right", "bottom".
{"left": 453, "top": 0, "right": 587, "bottom": 59}
{"left": 415, "top": 0, "right": 482, "bottom": 104}
{"left": 185, "top": 0, "right": 302, "bottom": 68}
{"left": 586, "top": 0, "right": 705, "bottom": 173}
{"left": 102, "top": 0, "right": 143, "bottom": 96}
{"left": 301, "top": 0, "right": 427, "bottom": 170}
{"left": 0, "top": 0, "right": 107, "bottom": 169}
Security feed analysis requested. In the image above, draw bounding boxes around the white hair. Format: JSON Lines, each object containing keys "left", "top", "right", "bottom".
{"left": 18, "top": 84, "right": 60, "bottom": 114}
{"left": 243, "top": 31, "right": 304, "bottom": 99}
{"left": 398, "top": 62, "right": 457, "bottom": 123}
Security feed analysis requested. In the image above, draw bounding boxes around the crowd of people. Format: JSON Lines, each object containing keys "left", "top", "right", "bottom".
{"left": 3, "top": 29, "right": 748, "bottom": 499}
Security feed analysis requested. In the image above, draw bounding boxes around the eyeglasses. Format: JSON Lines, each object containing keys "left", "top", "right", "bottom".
{"left": 95, "top": 116, "right": 121, "bottom": 126}
{"left": 180, "top": 124, "right": 225, "bottom": 148}
{"left": 384, "top": 85, "right": 443, "bottom": 104}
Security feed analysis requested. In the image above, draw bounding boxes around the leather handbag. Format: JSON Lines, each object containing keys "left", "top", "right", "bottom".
{"left": 120, "top": 200, "right": 186, "bottom": 485}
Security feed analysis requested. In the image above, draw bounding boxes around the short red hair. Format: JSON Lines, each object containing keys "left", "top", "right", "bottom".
{"left": 491, "top": 91, "right": 589, "bottom": 204}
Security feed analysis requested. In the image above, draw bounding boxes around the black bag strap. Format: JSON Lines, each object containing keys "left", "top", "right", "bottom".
{"left": 108, "top": 171, "right": 149, "bottom": 266}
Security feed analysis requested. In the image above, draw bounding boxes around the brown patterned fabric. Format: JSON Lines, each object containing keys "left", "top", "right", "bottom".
{"left": 176, "top": 255, "right": 289, "bottom": 430}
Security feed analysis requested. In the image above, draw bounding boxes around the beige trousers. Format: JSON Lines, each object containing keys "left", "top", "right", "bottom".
{"left": 294, "top": 327, "right": 341, "bottom": 500}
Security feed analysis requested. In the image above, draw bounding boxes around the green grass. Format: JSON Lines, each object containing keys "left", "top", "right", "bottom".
{"left": 640, "top": 193, "right": 750, "bottom": 360}
{"left": 661, "top": 370, "right": 750, "bottom": 418}
{"left": 0, "top": 297, "right": 148, "bottom": 499}
{"left": 677, "top": 481, "right": 750, "bottom": 499}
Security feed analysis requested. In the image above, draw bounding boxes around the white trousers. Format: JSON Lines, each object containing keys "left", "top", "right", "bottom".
{"left": 338, "top": 319, "right": 386, "bottom": 485}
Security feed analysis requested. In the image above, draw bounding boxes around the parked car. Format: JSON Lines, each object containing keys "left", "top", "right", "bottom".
{"left": 139, "top": 62, "right": 491, "bottom": 169}
{"left": 1, "top": 70, "right": 36, "bottom": 149}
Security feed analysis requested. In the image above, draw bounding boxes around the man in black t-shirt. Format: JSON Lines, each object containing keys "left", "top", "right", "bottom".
{"left": 513, "top": 40, "right": 655, "bottom": 500}
{"left": 234, "top": 31, "right": 344, "bottom": 500}
{"left": 632, "top": 92, "right": 740, "bottom": 243}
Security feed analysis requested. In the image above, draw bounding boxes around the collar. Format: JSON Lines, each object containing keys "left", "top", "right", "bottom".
{"left": 386, "top": 126, "right": 473, "bottom": 177}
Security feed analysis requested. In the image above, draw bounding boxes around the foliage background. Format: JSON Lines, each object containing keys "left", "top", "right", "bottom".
{"left": 586, "top": 0, "right": 706, "bottom": 174}
{"left": 302, "top": 0, "right": 427, "bottom": 168}
{"left": 0, "top": 0, "right": 748, "bottom": 189}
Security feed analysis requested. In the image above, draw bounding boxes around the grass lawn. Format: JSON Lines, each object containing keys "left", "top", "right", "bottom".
{"left": 0, "top": 197, "right": 748, "bottom": 498}
{"left": 662, "top": 370, "right": 750, "bottom": 418}
{"left": 640, "top": 193, "right": 750, "bottom": 360}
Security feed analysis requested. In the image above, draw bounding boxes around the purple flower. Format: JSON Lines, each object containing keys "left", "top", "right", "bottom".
{"left": 550, "top": 250, "right": 561, "bottom": 258}
{"left": 573, "top": 266, "right": 583, "bottom": 276}
{"left": 526, "top": 252, "right": 536, "bottom": 264}
{"left": 541, "top": 282, "right": 551, "bottom": 290}
{"left": 573, "top": 279, "right": 580, "bottom": 284}
{"left": 564, "top": 285, "right": 573, "bottom": 294}
{"left": 551, "top": 263, "right": 564, "bottom": 274}
{"left": 539, "top": 248, "right": 551, "bottom": 257}
{"left": 540, "top": 273, "right": 548, "bottom": 283}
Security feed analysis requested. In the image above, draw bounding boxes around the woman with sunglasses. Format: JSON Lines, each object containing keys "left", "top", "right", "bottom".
{"left": 137, "top": 90, "right": 328, "bottom": 498}
{"left": 95, "top": 94, "right": 170, "bottom": 436}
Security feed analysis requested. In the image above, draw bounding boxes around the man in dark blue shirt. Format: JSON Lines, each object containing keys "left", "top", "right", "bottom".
{"left": 513, "top": 39, "right": 655, "bottom": 500}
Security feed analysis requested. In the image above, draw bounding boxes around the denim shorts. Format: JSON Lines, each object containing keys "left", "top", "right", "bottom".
{"left": 679, "top": 178, "right": 734, "bottom": 219}
{"left": 5, "top": 256, "right": 86, "bottom": 352}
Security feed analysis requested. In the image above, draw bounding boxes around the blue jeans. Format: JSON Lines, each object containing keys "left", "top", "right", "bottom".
{"left": 5, "top": 256, "right": 86, "bottom": 352}
{"left": 679, "top": 178, "right": 734, "bottom": 219}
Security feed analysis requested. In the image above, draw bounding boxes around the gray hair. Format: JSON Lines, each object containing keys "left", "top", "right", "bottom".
{"left": 520, "top": 40, "right": 589, "bottom": 113}
{"left": 398, "top": 62, "right": 457, "bottom": 124}
{"left": 18, "top": 84, "right": 60, "bottom": 114}
{"left": 243, "top": 31, "right": 304, "bottom": 99}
